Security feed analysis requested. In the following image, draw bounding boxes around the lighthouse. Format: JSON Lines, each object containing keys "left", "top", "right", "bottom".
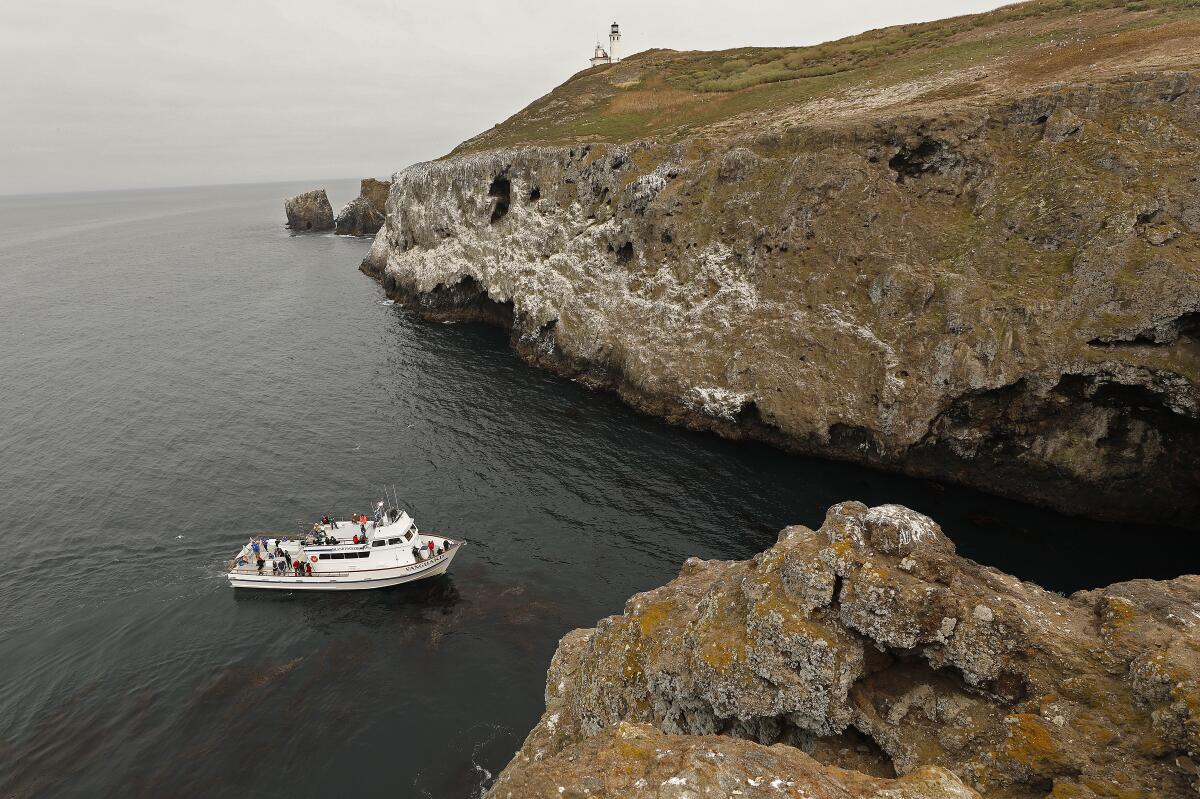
{"left": 587, "top": 22, "right": 622, "bottom": 68}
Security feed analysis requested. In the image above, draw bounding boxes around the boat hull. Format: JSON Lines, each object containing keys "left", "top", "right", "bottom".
{"left": 228, "top": 546, "right": 459, "bottom": 591}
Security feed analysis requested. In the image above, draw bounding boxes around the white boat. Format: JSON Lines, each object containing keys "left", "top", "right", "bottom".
{"left": 227, "top": 503, "right": 462, "bottom": 591}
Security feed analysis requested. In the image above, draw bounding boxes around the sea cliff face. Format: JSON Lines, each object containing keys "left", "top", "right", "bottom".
{"left": 483, "top": 502, "right": 1200, "bottom": 798}
{"left": 364, "top": 69, "right": 1200, "bottom": 525}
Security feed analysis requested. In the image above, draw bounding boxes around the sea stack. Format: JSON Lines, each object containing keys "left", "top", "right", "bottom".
{"left": 335, "top": 178, "right": 391, "bottom": 236}
{"left": 284, "top": 189, "right": 334, "bottom": 231}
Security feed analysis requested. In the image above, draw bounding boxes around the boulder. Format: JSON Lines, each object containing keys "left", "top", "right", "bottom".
{"left": 284, "top": 189, "right": 334, "bottom": 231}
{"left": 488, "top": 502, "right": 1200, "bottom": 798}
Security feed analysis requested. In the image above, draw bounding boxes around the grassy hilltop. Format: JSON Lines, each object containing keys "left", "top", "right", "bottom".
{"left": 452, "top": 0, "right": 1200, "bottom": 155}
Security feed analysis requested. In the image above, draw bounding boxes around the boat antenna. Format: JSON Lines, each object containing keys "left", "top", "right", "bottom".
{"left": 393, "top": 483, "right": 413, "bottom": 513}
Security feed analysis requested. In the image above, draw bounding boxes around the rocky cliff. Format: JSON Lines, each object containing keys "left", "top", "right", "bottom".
{"left": 363, "top": 1, "right": 1200, "bottom": 525}
{"left": 486, "top": 502, "right": 1200, "bottom": 798}
{"left": 335, "top": 177, "right": 390, "bottom": 236}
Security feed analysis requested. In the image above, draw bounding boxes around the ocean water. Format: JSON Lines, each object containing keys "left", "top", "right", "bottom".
{"left": 0, "top": 181, "right": 1191, "bottom": 798}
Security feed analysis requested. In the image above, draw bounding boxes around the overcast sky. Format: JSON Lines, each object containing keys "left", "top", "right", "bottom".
{"left": 0, "top": 1, "right": 1010, "bottom": 195}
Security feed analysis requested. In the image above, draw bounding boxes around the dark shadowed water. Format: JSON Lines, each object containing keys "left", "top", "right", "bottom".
{"left": 0, "top": 182, "right": 1192, "bottom": 798}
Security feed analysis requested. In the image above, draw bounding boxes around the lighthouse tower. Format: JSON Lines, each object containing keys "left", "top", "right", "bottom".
{"left": 609, "top": 22, "right": 621, "bottom": 63}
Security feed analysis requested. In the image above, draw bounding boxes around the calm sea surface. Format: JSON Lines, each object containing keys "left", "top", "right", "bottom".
{"left": 0, "top": 181, "right": 1192, "bottom": 798}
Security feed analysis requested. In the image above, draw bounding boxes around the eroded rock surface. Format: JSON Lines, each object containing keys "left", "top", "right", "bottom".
{"left": 488, "top": 503, "right": 1200, "bottom": 798}
{"left": 284, "top": 189, "right": 334, "bottom": 231}
{"left": 367, "top": 71, "right": 1200, "bottom": 525}
{"left": 336, "top": 178, "right": 391, "bottom": 236}
{"left": 488, "top": 721, "right": 980, "bottom": 799}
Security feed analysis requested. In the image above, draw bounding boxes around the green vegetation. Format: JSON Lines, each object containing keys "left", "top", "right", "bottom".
{"left": 449, "top": 0, "right": 1200, "bottom": 156}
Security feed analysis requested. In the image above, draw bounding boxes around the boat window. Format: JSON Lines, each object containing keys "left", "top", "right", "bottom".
{"left": 330, "top": 553, "right": 345, "bottom": 559}
{"left": 373, "top": 540, "right": 386, "bottom": 547}
{"left": 318, "top": 554, "right": 329, "bottom": 560}
{"left": 404, "top": 530, "right": 414, "bottom": 541}
{"left": 359, "top": 552, "right": 370, "bottom": 558}
{"left": 388, "top": 538, "right": 402, "bottom": 545}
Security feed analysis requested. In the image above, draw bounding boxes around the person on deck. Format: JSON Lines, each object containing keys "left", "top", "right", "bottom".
{"left": 256, "top": 556, "right": 265, "bottom": 574}
{"left": 427, "top": 541, "right": 435, "bottom": 557}
{"left": 293, "top": 560, "right": 302, "bottom": 576}
{"left": 305, "top": 562, "right": 313, "bottom": 576}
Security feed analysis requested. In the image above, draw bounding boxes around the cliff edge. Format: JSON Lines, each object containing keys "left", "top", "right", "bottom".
{"left": 364, "top": 0, "right": 1200, "bottom": 524}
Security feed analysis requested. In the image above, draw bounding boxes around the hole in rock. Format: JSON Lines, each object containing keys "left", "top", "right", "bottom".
{"left": 529, "top": 186, "right": 541, "bottom": 202}
{"left": 888, "top": 140, "right": 959, "bottom": 182}
{"left": 828, "top": 422, "right": 880, "bottom": 457}
{"left": 615, "top": 242, "right": 634, "bottom": 264}
{"left": 488, "top": 174, "right": 511, "bottom": 224}
{"left": 305, "top": 222, "right": 312, "bottom": 230}
{"left": 1034, "top": 114, "right": 1049, "bottom": 125}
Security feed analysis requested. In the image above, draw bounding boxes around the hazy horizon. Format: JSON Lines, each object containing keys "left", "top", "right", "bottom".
{"left": 2, "top": 0, "right": 1009, "bottom": 196}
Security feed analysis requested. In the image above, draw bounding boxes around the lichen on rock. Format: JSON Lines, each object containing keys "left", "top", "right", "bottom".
{"left": 487, "top": 502, "right": 1200, "bottom": 798}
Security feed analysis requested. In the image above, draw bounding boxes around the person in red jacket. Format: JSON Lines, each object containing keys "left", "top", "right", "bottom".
{"left": 305, "top": 562, "right": 313, "bottom": 576}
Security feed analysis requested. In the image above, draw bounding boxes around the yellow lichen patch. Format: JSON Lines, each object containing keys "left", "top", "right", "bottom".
{"left": 636, "top": 600, "right": 674, "bottom": 637}
{"left": 1073, "top": 710, "right": 1118, "bottom": 746}
{"left": 699, "top": 636, "right": 742, "bottom": 671}
{"left": 1098, "top": 596, "right": 1138, "bottom": 636}
{"left": 750, "top": 570, "right": 843, "bottom": 648}
{"left": 999, "top": 713, "right": 1072, "bottom": 773}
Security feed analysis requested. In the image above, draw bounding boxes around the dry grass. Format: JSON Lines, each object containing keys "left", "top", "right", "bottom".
{"left": 1009, "top": 17, "right": 1200, "bottom": 78}
{"left": 608, "top": 87, "right": 699, "bottom": 115}
{"left": 448, "top": 0, "right": 1200, "bottom": 156}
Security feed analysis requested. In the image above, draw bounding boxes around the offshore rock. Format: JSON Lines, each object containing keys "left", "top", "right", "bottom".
{"left": 370, "top": 70, "right": 1200, "bottom": 526}
{"left": 488, "top": 502, "right": 1200, "bottom": 798}
{"left": 335, "top": 178, "right": 391, "bottom": 236}
{"left": 284, "top": 189, "right": 334, "bottom": 231}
